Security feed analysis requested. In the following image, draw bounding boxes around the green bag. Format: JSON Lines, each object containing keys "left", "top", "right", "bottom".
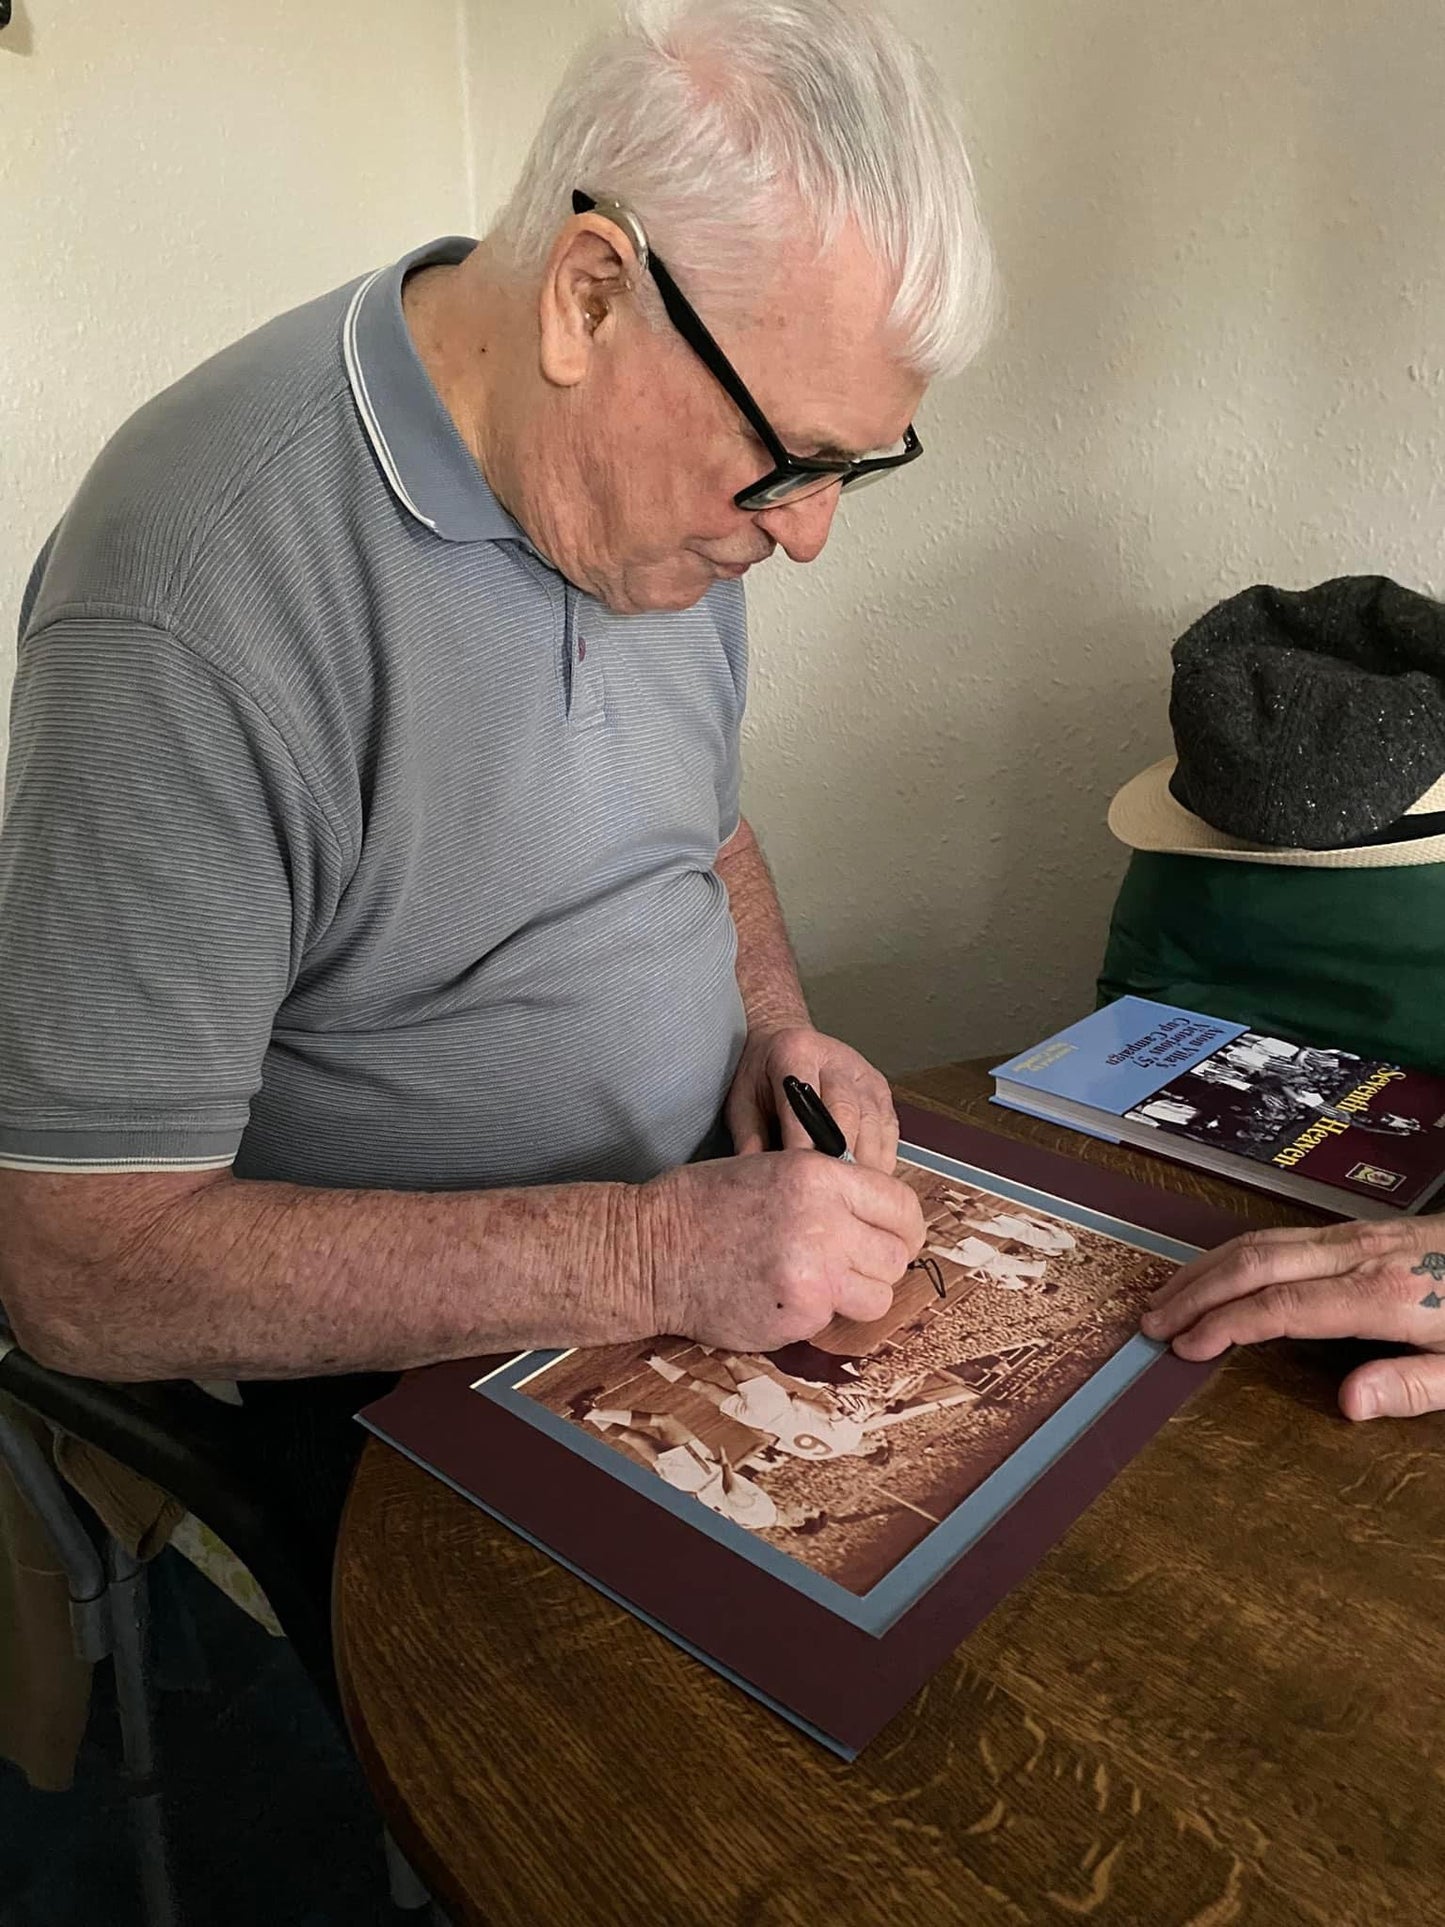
{"left": 1098, "top": 850, "right": 1445, "bottom": 1075}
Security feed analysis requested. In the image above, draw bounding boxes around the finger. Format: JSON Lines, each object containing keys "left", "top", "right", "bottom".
{"left": 840, "top": 1165, "right": 927, "bottom": 1256}
{"left": 1154, "top": 1271, "right": 1421, "bottom": 1362}
{"left": 1150, "top": 1221, "right": 1363, "bottom": 1305}
{"left": 833, "top": 1269, "right": 895, "bottom": 1325}
{"left": 840, "top": 1218, "right": 918, "bottom": 1289}
{"left": 852, "top": 1104, "right": 895, "bottom": 1174}
{"left": 1143, "top": 1227, "right": 1377, "bottom": 1334}
{"left": 813, "top": 1075, "right": 862, "bottom": 1161}
{"left": 724, "top": 1086, "right": 769, "bottom": 1158}
{"left": 1341, "top": 1352, "right": 1445, "bottom": 1421}
{"left": 880, "top": 1103, "right": 901, "bottom": 1174}
{"left": 846, "top": 1076, "right": 899, "bottom": 1173}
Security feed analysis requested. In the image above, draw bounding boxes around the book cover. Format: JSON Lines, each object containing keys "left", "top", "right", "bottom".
{"left": 995, "top": 998, "right": 1445, "bottom": 1210}
{"left": 359, "top": 1105, "right": 1244, "bottom": 1758}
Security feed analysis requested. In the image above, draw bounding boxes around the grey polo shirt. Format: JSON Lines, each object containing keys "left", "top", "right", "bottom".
{"left": 0, "top": 239, "right": 748, "bottom": 1190}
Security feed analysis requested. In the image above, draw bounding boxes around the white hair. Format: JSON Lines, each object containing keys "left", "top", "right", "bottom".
{"left": 487, "top": 0, "right": 996, "bottom": 380}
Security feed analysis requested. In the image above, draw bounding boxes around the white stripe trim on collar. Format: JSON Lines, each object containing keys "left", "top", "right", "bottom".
{"left": 342, "top": 269, "right": 439, "bottom": 533}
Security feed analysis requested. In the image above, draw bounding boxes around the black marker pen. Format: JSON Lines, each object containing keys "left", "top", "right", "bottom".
{"left": 781, "top": 1075, "right": 854, "bottom": 1162}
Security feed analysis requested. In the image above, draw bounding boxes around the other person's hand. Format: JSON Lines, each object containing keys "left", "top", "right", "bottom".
{"left": 637, "top": 1149, "right": 925, "bottom": 1352}
{"left": 725, "top": 1024, "right": 899, "bottom": 1172}
{"left": 1141, "top": 1218, "right": 1445, "bottom": 1420}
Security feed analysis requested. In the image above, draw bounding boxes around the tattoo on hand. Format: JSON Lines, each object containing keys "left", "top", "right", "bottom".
{"left": 1411, "top": 1253, "right": 1445, "bottom": 1305}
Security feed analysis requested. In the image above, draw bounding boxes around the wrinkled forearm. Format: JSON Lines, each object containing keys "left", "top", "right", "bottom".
{"left": 716, "top": 816, "right": 810, "bottom": 1034}
{"left": 0, "top": 1166, "right": 651, "bottom": 1382}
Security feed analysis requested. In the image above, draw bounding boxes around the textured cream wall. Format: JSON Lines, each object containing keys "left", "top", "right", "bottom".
{"left": 0, "top": 0, "right": 470, "bottom": 785}
{"left": 466, "top": 0, "right": 1445, "bottom": 1076}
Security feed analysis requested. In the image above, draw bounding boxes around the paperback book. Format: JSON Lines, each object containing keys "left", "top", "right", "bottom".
{"left": 993, "top": 998, "right": 1445, "bottom": 1217}
{"left": 360, "top": 1105, "right": 1243, "bottom": 1758}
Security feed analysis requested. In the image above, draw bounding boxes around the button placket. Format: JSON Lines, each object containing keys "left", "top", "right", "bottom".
{"left": 565, "top": 591, "right": 606, "bottom": 729}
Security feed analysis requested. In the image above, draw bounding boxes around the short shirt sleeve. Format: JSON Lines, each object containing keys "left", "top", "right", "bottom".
{"left": 0, "top": 618, "right": 342, "bottom": 1172}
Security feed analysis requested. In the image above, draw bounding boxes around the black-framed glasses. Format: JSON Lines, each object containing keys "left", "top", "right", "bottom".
{"left": 573, "top": 190, "right": 922, "bottom": 512}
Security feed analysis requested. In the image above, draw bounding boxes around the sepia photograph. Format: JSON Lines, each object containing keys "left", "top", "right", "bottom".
{"left": 1123, "top": 1031, "right": 1430, "bottom": 1160}
{"left": 513, "top": 1158, "right": 1176, "bottom": 1596}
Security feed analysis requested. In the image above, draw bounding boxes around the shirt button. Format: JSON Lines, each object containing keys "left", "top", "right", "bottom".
{"left": 577, "top": 636, "right": 588, "bottom": 662}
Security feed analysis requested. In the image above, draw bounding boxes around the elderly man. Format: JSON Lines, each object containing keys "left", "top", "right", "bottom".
{"left": 0, "top": 0, "right": 995, "bottom": 1561}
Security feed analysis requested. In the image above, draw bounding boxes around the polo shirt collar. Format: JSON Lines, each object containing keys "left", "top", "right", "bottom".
{"left": 341, "top": 237, "right": 525, "bottom": 545}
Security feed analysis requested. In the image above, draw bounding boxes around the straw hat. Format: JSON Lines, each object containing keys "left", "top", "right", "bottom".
{"left": 1108, "top": 577, "right": 1445, "bottom": 870}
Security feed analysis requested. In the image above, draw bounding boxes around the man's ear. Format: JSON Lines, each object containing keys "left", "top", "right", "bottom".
{"left": 538, "top": 216, "right": 637, "bottom": 387}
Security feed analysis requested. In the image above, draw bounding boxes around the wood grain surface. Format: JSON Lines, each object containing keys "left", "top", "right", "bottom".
{"left": 335, "top": 1063, "right": 1445, "bottom": 1927}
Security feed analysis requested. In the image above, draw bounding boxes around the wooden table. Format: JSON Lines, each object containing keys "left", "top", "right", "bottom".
{"left": 335, "top": 1062, "right": 1445, "bottom": 1927}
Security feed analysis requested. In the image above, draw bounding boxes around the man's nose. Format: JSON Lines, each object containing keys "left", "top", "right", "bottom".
{"left": 753, "top": 484, "right": 842, "bottom": 563}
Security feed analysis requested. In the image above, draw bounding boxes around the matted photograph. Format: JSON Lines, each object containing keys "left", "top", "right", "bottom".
{"left": 507, "top": 1156, "right": 1177, "bottom": 1597}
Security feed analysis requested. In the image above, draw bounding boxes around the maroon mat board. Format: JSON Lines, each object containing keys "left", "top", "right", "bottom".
{"left": 361, "top": 1113, "right": 1251, "bottom": 1755}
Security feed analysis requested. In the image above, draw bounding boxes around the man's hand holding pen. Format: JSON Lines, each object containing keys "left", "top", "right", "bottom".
{"left": 636, "top": 1148, "right": 925, "bottom": 1353}
{"left": 628, "top": 1026, "right": 926, "bottom": 1354}
{"left": 725, "top": 1023, "right": 901, "bottom": 1173}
